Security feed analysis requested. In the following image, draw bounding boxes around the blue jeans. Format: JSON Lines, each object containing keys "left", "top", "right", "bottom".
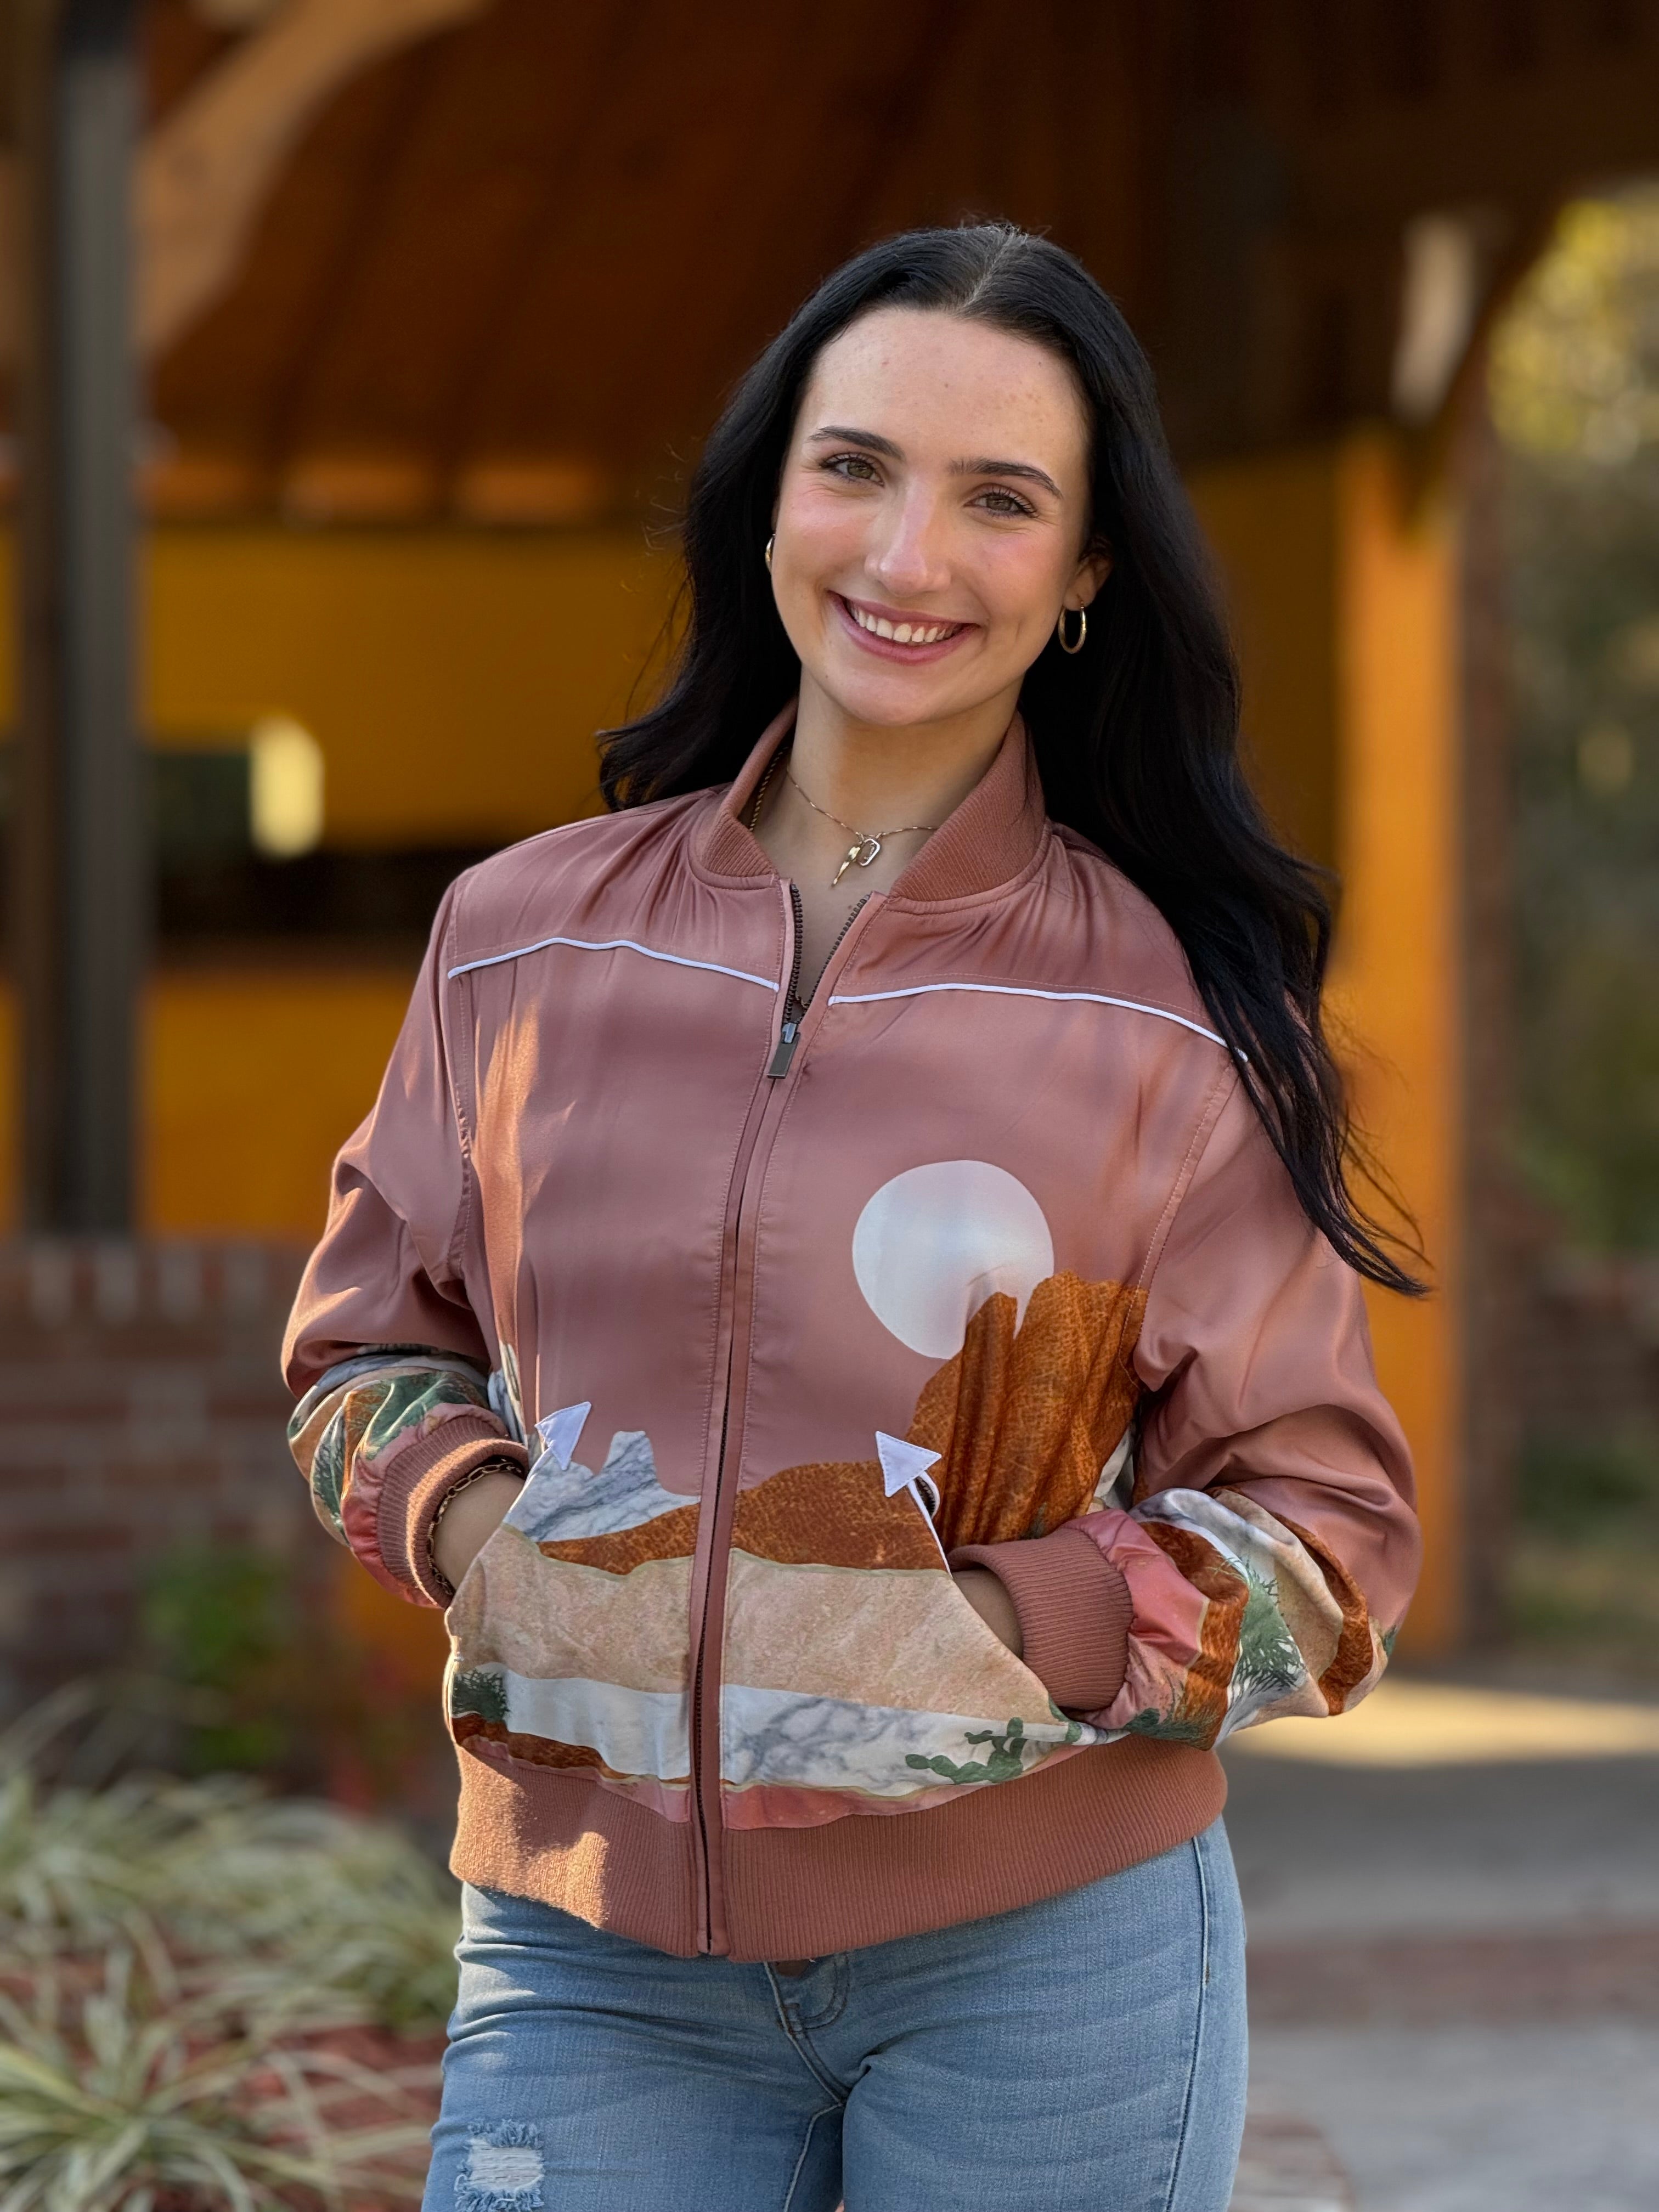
{"left": 425, "top": 1820, "right": 1247, "bottom": 2212}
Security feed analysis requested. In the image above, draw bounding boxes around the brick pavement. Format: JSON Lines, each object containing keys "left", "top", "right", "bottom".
{"left": 1224, "top": 1717, "right": 1659, "bottom": 2209}
{"left": 1231, "top": 2111, "right": 1356, "bottom": 2211}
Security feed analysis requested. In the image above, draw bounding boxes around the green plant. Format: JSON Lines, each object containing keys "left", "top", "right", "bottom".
{"left": 1517, "top": 1426, "right": 1659, "bottom": 1538}
{"left": 0, "top": 1948, "right": 429, "bottom": 2211}
{"left": 139, "top": 1550, "right": 296, "bottom": 1776}
{"left": 133, "top": 1543, "right": 439, "bottom": 1802}
{"left": 151, "top": 1798, "right": 462, "bottom": 2035}
{"left": 0, "top": 1698, "right": 260, "bottom": 1949}
{"left": 0, "top": 1692, "right": 460, "bottom": 2038}
{"left": 1491, "top": 188, "right": 1659, "bottom": 1256}
{"left": 1508, "top": 1425, "right": 1659, "bottom": 1673}
{"left": 0, "top": 1696, "right": 455, "bottom": 2207}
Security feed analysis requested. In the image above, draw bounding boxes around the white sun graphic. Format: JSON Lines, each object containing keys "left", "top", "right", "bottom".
{"left": 851, "top": 1161, "right": 1055, "bottom": 1359}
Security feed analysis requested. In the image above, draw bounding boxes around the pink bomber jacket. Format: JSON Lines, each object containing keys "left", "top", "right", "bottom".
{"left": 284, "top": 706, "right": 1419, "bottom": 1960}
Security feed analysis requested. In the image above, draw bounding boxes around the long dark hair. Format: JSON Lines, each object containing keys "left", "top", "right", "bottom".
{"left": 600, "top": 224, "right": 1421, "bottom": 1294}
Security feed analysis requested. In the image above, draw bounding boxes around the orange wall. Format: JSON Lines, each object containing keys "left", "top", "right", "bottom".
{"left": 0, "top": 972, "right": 412, "bottom": 1241}
{"left": 0, "top": 520, "right": 679, "bottom": 1239}
{"left": 1192, "top": 435, "right": 1464, "bottom": 1653}
{"left": 1329, "top": 436, "right": 1464, "bottom": 1656}
{"left": 143, "top": 968, "right": 415, "bottom": 1238}
{"left": 0, "top": 524, "right": 679, "bottom": 844}
{"left": 1187, "top": 448, "right": 1341, "bottom": 870}
{"left": 144, "top": 524, "right": 679, "bottom": 844}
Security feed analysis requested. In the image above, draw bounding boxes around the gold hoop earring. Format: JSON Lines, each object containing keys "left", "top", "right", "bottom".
{"left": 1057, "top": 606, "right": 1087, "bottom": 655}
{"left": 764, "top": 534, "right": 775, "bottom": 572}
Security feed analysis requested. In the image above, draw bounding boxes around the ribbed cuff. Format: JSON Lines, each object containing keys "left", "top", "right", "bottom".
{"left": 950, "top": 1523, "right": 1133, "bottom": 1712}
{"left": 376, "top": 1413, "right": 528, "bottom": 1607}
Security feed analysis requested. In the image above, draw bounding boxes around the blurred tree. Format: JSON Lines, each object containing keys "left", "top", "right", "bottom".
{"left": 140, "top": 1545, "right": 294, "bottom": 1774}
{"left": 1491, "top": 188, "right": 1659, "bottom": 1252}
{"left": 138, "top": 1541, "right": 444, "bottom": 1808}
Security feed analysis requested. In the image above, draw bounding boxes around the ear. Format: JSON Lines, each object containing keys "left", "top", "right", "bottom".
{"left": 1068, "top": 546, "right": 1113, "bottom": 611}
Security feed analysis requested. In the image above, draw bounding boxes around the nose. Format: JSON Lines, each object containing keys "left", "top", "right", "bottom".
{"left": 868, "top": 482, "right": 951, "bottom": 600}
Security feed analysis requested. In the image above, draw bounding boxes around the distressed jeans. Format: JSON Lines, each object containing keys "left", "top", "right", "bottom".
{"left": 424, "top": 1819, "right": 1247, "bottom": 2212}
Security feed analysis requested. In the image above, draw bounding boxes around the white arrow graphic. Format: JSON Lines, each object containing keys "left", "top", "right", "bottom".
{"left": 535, "top": 1401, "right": 591, "bottom": 1471}
{"left": 875, "top": 1431, "right": 941, "bottom": 1498}
{"left": 875, "top": 1432, "right": 947, "bottom": 1562}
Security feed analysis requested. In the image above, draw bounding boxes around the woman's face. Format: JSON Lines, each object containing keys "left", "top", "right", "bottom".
{"left": 770, "top": 307, "right": 1108, "bottom": 733}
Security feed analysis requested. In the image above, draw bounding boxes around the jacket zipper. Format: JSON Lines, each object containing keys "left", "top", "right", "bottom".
{"left": 687, "top": 1079, "right": 774, "bottom": 1955}
{"left": 767, "top": 888, "right": 866, "bottom": 1080}
{"left": 765, "top": 887, "right": 807, "bottom": 1079}
{"left": 687, "top": 881, "right": 877, "bottom": 1952}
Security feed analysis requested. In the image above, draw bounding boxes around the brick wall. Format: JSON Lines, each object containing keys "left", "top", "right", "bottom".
{"left": 0, "top": 1239, "right": 321, "bottom": 1718}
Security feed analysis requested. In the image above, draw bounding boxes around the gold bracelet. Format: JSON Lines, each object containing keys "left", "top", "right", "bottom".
{"left": 426, "top": 1454, "right": 521, "bottom": 1599}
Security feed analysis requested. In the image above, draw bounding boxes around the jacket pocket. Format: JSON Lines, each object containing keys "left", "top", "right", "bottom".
{"left": 718, "top": 1457, "right": 1093, "bottom": 1821}
{"left": 443, "top": 1428, "right": 696, "bottom": 1796}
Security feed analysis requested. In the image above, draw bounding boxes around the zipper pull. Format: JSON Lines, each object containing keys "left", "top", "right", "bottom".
{"left": 766, "top": 1017, "right": 800, "bottom": 1079}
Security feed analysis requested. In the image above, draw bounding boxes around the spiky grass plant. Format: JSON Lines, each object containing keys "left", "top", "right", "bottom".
{"left": 0, "top": 1691, "right": 461, "bottom": 2035}
{"left": 152, "top": 1796, "right": 462, "bottom": 2035}
{"left": 0, "top": 1690, "right": 456, "bottom": 2204}
{"left": 0, "top": 1949, "right": 430, "bottom": 2211}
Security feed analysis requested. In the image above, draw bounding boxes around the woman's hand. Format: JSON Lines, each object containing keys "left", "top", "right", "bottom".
{"left": 952, "top": 1566, "right": 1023, "bottom": 1655}
{"left": 433, "top": 1469, "right": 524, "bottom": 1594}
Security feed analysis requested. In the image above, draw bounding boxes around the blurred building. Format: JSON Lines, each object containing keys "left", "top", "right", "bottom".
{"left": 5, "top": 0, "right": 1659, "bottom": 1706}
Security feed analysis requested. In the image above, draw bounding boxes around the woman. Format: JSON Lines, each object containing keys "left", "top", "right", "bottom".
{"left": 285, "top": 224, "right": 1419, "bottom": 2211}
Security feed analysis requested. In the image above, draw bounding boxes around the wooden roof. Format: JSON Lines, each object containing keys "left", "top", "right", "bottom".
{"left": 130, "top": 0, "right": 1659, "bottom": 526}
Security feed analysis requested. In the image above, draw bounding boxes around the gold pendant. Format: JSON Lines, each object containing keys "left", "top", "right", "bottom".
{"left": 831, "top": 834, "right": 883, "bottom": 887}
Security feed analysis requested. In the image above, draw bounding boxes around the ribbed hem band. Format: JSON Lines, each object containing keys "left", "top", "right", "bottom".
{"left": 451, "top": 1736, "right": 1226, "bottom": 1960}
{"left": 376, "top": 1414, "right": 527, "bottom": 1606}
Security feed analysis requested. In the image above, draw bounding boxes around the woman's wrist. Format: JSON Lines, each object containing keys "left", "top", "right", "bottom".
{"left": 430, "top": 1460, "right": 524, "bottom": 1597}
{"left": 951, "top": 1565, "right": 1023, "bottom": 1655}
{"left": 950, "top": 1530, "right": 1134, "bottom": 1710}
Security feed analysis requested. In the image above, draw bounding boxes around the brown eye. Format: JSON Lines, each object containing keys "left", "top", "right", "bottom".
{"left": 823, "top": 453, "right": 882, "bottom": 483}
{"left": 973, "top": 486, "right": 1036, "bottom": 518}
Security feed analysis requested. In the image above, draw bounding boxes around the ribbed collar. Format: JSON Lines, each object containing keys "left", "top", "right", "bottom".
{"left": 692, "top": 699, "right": 1049, "bottom": 902}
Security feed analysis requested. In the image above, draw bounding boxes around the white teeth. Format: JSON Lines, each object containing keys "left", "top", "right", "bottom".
{"left": 850, "top": 603, "right": 954, "bottom": 646}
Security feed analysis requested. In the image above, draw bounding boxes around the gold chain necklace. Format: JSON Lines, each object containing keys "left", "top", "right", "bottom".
{"left": 782, "top": 768, "right": 937, "bottom": 886}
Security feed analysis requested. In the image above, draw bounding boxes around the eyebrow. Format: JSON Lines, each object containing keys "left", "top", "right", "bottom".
{"left": 804, "top": 426, "right": 1063, "bottom": 501}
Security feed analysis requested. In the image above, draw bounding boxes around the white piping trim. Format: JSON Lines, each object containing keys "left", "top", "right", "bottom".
{"left": 826, "top": 980, "right": 1227, "bottom": 1047}
{"left": 448, "top": 934, "right": 779, "bottom": 991}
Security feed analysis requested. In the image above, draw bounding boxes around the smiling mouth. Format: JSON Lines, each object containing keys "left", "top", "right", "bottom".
{"left": 837, "top": 595, "right": 967, "bottom": 648}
